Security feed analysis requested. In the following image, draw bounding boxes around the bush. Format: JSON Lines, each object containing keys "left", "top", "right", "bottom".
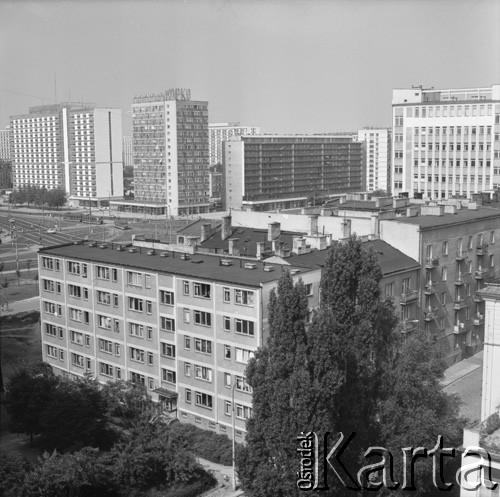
{"left": 163, "top": 469, "right": 217, "bottom": 497}
{"left": 175, "top": 423, "right": 240, "bottom": 466}
{"left": 0, "top": 453, "right": 31, "bottom": 496}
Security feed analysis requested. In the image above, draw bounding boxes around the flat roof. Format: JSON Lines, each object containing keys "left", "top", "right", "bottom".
{"left": 384, "top": 207, "right": 500, "bottom": 229}
{"left": 39, "top": 241, "right": 317, "bottom": 288}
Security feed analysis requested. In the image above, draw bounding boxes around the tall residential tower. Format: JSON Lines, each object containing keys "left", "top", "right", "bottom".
{"left": 209, "top": 123, "right": 260, "bottom": 166}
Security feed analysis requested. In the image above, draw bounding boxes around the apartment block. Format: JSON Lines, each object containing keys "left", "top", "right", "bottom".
{"left": 223, "top": 135, "right": 365, "bottom": 211}
{"left": 132, "top": 89, "right": 211, "bottom": 216}
{"left": 122, "top": 136, "right": 133, "bottom": 168}
{"left": 9, "top": 103, "right": 123, "bottom": 206}
{"left": 38, "top": 241, "right": 320, "bottom": 439}
{"left": 209, "top": 122, "right": 260, "bottom": 166}
{"left": 0, "top": 127, "right": 11, "bottom": 160}
{"left": 392, "top": 84, "right": 500, "bottom": 199}
{"left": 357, "top": 128, "right": 391, "bottom": 193}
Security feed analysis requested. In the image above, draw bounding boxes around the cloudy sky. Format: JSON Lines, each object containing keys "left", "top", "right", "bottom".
{"left": 1, "top": 0, "right": 498, "bottom": 135}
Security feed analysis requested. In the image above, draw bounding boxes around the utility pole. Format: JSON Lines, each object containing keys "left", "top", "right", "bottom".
{"left": 232, "top": 383, "right": 237, "bottom": 491}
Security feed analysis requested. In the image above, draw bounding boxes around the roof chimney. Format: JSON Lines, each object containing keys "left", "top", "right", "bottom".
{"left": 268, "top": 222, "right": 281, "bottom": 242}
{"left": 341, "top": 218, "right": 351, "bottom": 238}
{"left": 221, "top": 215, "right": 232, "bottom": 240}
{"left": 256, "top": 241, "right": 265, "bottom": 260}
{"left": 275, "top": 241, "right": 286, "bottom": 258}
{"left": 228, "top": 238, "right": 240, "bottom": 256}
{"left": 308, "top": 215, "right": 319, "bottom": 236}
{"left": 201, "top": 223, "right": 213, "bottom": 242}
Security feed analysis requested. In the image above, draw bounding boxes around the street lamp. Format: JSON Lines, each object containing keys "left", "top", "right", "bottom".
{"left": 231, "top": 382, "right": 237, "bottom": 491}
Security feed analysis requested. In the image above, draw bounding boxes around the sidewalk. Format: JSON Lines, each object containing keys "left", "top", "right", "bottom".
{"left": 442, "top": 350, "right": 483, "bottom": 387}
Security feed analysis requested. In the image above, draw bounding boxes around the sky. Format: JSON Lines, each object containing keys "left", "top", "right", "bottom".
{"left": 0, "top": 0, "right": 499, "bottom": 135}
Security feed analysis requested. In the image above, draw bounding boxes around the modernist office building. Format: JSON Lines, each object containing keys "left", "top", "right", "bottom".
{"left": 357, "top": 128, "right": 391, "bottom": 193}
{"left": 223, "top": 135, "right": 365, "bottom": 211}
{"left": 131, "top": 89, "right": 211, "bottom": 216}
{"left": 10, "top": 103, "right": 123, "bottom": 206}
{"left": 209, "top": 122, "right": 260, "bottom": 166}
{"left": 391, "top": 84, "right": 500, "bottom": 199}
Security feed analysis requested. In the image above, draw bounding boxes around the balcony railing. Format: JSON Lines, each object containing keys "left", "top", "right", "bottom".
{"left": 476, "top": 243, "right": 489, "bottom": 256}
{"left": 453, "top": 322, "right": 471, "bottom": 334}
{"left": 473, "top": 293, "right": 484, "bottom": 303}
{"left": 456, "top": 250, "right": 468, "bottom": 261}
{"left": 453, "top": 298, "right": 468, "bottom": 310}
{"left": 424, "top": 257, "right": 440, "bottom": 270}
{"left": 424, "top": 307, "right": 438, "bottom": 321}
{"left": 400, "top": 289, "right": 419, "bottom": 305}
{"left": 424, "top": 282, "right": 438, "bottom": 295}
{"left": 474, "top": 267, "right": 489, "bottom": 280}
{"left": 473, "top": 314, "right": 485, "bottom": 326}
{"left": 401, "top": 319, "right": 418, "bottom": 334}
{"left": 454, "top": 273, "right": 466, "bottom": 285}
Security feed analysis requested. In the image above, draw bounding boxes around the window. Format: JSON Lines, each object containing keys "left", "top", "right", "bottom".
{"left": 99, "top": 339, "right": 113, "bottom": 353}
{"left": 491, "top": 231, "right": 496, "bottom": 244}
{"left": 195, "top": 365, "right": 213, "bottom": 382}
{"left": 97, "top": 314, "right": 112, "bottom": 329}
{"left": 225, "top": 401, "right": 231, "bottom": 415}
{"left": 235, "top": 289, "right": 254, "bottom": 306}
{"left": 224, "top": 372, "right": 231, "bottom": 387}
{"left": 147, "top": 326, "right": 153, "bottom": 340}
{"left": 186, "top": 389, "right": 192, "bottom": 403}
{"left": 161, "top": 342, "right": 175, "bottom": 358}
{"left": 69, "top": 307, "right": 82, "bottom": 322}
{"left": 235, "top": 347, "right": 253, "bottom": 364}
{"left": 71, "top": 353, "right": 84, "bottom": 368}
{"left": 194, "top": 310, "right": 212, "bottom": 327}
{"left": 162, "top": 368, "right": 176, "bottom": 383}
{"left": 442, "top": 241, "right": 448, "bottom": 256}
{"left": 129, "top": 322, "right": 144, "bottom": 337}
{"left": 195, "top": 338, "right": 212, "bottom": 354}
{"left": 42, "top": 279, "right": 56, "bottom": 292}
{"left": 130, "top": 347, "right": 145, "bottom": 362}
{"left": 114, "top": 319, "right": 120, "bottom": 333}
{"left": 127, "top": 271, "right": 142, "bottom": 286}
{"left": 70, "top": 330, "right": 83, "bottom": 345}
{"left": 236, "top": 404, "right": 253, "bottom": 420}
{"left": 184, "top": 362, "right": 191, "bottom": 376}
{"left": 236, "top": 375, "right": 252, "bottom": 393}
{"left": 440, "top": 292, "right": 446, "bottom": 306}
{"left": 44, "top": 301, "right": 62, "bottom": 316}
{"left": 183, "top": 308, "right": 190, "bottom": 323}
{"left": 67, "top": 261, "right": 81, "bottom": 275}
{"left": 235, "top": 319, "right": 255, "bottom": 336}
{"left": 160, "top": 290, "right": 174, "bottom": 305}
{"left": 384, "top": 282, "right": 394, "bottom": 298}
{"left": 128, "top": 297, "right": 144, "bottom": 312}
{"left": 96, "top": 266, "right": 110, "bottom": 280}
{"left": 223, "top": 316, "right": 231, "bottom": 331}
{"left": 97, "top": 290, "right": 111, "bottom": 305}
{"left": 112, "top": 268, "right": 118, "bottom": 282}
{"left": 160, "top": 316, "right": 175, "bottom": 332}
{"left": 113, "top": 294, "right": 119, "bottom": 307}
{"left": 130, "top": 372, "right": 145, "bottom": 385}
{"left": 224, "top": 345, "right": 231, "bottom": 359}
{"left": 147, "top": 352, "right": 154, "bottom": 366}
{"left": 184, "top": 336, "right": 191, "bottom": 349}
{"left": 223, "top": 287, "right": 230, "bottom": 303}
{"left": 468, "top": 236, "right": 473, "bottom": 250}
{"left": 466, "top": 283, "right": 471, "bottom": 297}
{"left": 115, "top": 344, "right": 120, "bottom": 356}
{"left": 194, "top": 282, "right": 211, "bottom": 299}
{"left": 402, "top": 278, "right": 410, "bottom": 293}
{"left": 183, "top": 280, "right": 190, "bottom": 295}
{"left": 490, "top": 254, "right": 495, "bottom": 267}
{"left": 441, "top": 267, "right": 447, "bottom": 281}
{"left": 145, "top": 275, "right": 151, "bottom": 289}
{"left": 47, "top": 345, "right": 58, "bottom": 358}
{"left": 195, "top": 392, "right": 213, "bottom": 409}
{"left": 146, "top": 301, "right": 152, "bottom": 314}
{"left": 305, "top": 283, "right": 313, "bottom": 296}
{"left": 68, "top": 284, "right": 83, "bottom": 298}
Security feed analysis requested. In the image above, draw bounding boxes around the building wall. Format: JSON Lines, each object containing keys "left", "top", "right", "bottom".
{"left": 358, "top": 128, "right": 391, "bottom": 193}
{"left": 0, "top": 128, "right": 11, "bottom": 160}
{"left": 392, "top": 85, "right": 500, "bottom": 199}
{"left": 209, "top": 123, "right": 260, "bottom": 166}
{"left": 222, "top": 140, "right": 245, "bottom": 211}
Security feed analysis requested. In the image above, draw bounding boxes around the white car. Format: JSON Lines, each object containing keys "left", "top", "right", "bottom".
{"left": 46, "top": 228, "right": 56, "bottom": 234}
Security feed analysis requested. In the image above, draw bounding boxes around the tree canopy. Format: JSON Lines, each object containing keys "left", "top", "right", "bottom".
{"left": 9, "top": 186, "right": 66, "bottom": 208}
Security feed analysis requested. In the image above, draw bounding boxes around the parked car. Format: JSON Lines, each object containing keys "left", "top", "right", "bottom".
{"left": 46, "top": 228, "right": 56, "bottom": 234}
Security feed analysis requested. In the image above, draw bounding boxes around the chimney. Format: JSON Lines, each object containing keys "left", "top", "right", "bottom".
{"left": 275, "top": 241, "right": 286, "bottom": 258}
{"left": 228, "top": 238, "right": 240, "bottom": 256}
{"left": 268, "top": 222, "right": 281, "bottom": 241}
{"left": 187, "top": 235, "right": 199, "bottom": 247}
{"left": 221, "top": 215, "right": 232, "bottom": 240}
{"left": 341, "top": 218, "right": 351, "bottom": 238}
{"left": 308, "top": 215, "right": 319, "bottom": 236}
{"left": 256, "top": 241, "right": 265, "bottom": 260}
{"left": 201, "top": 223, "right": 212, "bottom": 242}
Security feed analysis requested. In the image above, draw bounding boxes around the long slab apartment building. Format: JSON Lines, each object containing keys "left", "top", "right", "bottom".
{"left": 38, "top": 241, "right": 321, "bottom": 439}
{"left": 223, "top": 135, "right": 365, "bottom": 211}
{"left": 10, "top": 103, "right": 123, "bottom": 207}
{"left": 392, "top": 84, "right": 500, "bottom": 199}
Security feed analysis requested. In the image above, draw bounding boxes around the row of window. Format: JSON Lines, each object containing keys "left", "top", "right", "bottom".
{"left": 183, "top": 388, "right": 252, "bottom": 419}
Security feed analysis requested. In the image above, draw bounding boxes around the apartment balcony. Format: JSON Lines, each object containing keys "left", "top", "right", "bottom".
{"left": 456, "top": 250, "right": 468, "bottom": 261}
{"left": 401, "top": 319, "right": 418, "bottom": 334}
{"left": 424, "top": 307, "right": 438, "bottom": 321}
{"left": 453, "top": 298, "right": 468, "bottom": 311}
{"left": 454, "top": 274, "right": 466, "bottom": 286}
{"left": 473, "top": 293, "right": 484, "bottom": 303}
{"left": 424, "top": 282, "right": 438, "bottom": 295}
{"left": 473, "top": 314, "right": 485, "bottom": 326}
{"left": 476, "top": 243, "right": 489, "bottom": 256}
{"left": 474, "top": 267, "right": 489, "bottom": 280}
{"left": 400, "top": 289, "right": 419, "bottom": 305}
{"left": 453, "top": 322, "right": 471, "bottom": 335}
{"left": 424, "top": 257, "right": 440, "bottom": 270}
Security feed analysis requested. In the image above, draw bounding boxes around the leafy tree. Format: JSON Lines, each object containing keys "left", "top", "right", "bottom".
{"left": 370, "top": 188, "right": 389, "bottom": 197}
{"left": 0, "top": 453, "right": 31, "bottom": 497}
{"left": 39, "top": 374, "right": 116, "bottom": 452}
{"left": 5, "top": 362, "right": 58, "bottom": 446}
{"left": 19, "top": 447, "right": 119, "bottom": 497}
{"left": 238, "top": 269, "right": 311, "bottom": 496}
{"left": 46, "top": 187, "right": 67, "bottom": 208}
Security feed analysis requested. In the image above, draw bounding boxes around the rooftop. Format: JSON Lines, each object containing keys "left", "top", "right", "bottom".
{"left": 177, "top": 219, "right": 221, "bottom": 237}
{"left": 39, "top": 241, "right": 317, "bottom": 288}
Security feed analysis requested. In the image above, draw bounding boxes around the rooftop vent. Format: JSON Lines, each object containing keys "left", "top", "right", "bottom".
{"left": 147, "top": 250, "right": 155, "bottom": 256}
{"left": 129, "top": 248, "right": 138, "bottom": 253}
{"left": 263, "top": 265, "right": 274, "bottom": 272}
{"left": 220, "top": 259, "right": 232, "bottom": 266}
{"left": 290, "top": 269, "right": 301, "bottom": 275}
{"left": 191, "top": 260, "right": 203, "bottom": 264}
{"left": 160, "top": 252, "right": 169, "bottom": 257}
{"left": 244, "top": 262, "right": 257, "bottom": 270}
{"left": 89, "top": 241, "right": 97, "bottom": 247}
{"left": 116, "top": 245, "right": 124, "bottom": 251}
{"left": 180, "top": 254, "right": 190, "bottom": 261}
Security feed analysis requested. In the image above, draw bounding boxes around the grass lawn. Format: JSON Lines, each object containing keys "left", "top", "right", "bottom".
{"left": 1, "top": 277, "right": 39, "bottom": 304}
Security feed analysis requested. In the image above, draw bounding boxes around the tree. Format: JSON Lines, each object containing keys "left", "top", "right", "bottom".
{"left": 5, "top": 362, "right": 58, "bottom": 446}
{"left": 0, "top": 453, "right": 31, "bottom": 497}
{"left": 238, "top": 269, "right": 311, "bottom": 496}
{"left": 25, "top": 259, "right": 32, "bottom": 277}
{"left": 39, "top": 374, "right": 116, "bottom": 452}
{"left": 371, "top": 188, "right": 388, "bottom": 197}
{"left": 46, "top": 187, "right": 67, "bottom": 209}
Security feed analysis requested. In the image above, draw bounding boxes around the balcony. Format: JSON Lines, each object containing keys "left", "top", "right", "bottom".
{"left": 424, "top": 307, "right": 438, "bottom": 321}
{"left": 453, "top": 298, "right": 468, "bottom": 310}
{"left": 476, "top": 243, "right": 488, "bottom": 256}
{"left": 454, "top": 273, "right": 466, "bottom": 286}
{"left": 456, "top": 250, "right": 468, "bottom": 261}
{"left": 453, "top": 322, "right": 469, "bottom": 334}
{"left": 473, "top": 293, "right": 484, "bottom": 303}
{"left": 401, "top": 319, "right": 418, "bottom": 334}
{"left": 425, "top": 257, "right": 440, "bottom": 270}
{"left": 473, "top": 314, "right": 485, "bottom": 326}
{"left": 400, "top": 289, "right": 419, "bottom": 305}
{"left": 424, "top": 282, "right": 438, "bottom": 295}
{"left": 474, "top": 267, "right": 489, "bottom": 280}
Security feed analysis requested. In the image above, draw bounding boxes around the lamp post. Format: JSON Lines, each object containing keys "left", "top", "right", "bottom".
{"left": 231, "top": 382, "right": 237, "bottom": 491}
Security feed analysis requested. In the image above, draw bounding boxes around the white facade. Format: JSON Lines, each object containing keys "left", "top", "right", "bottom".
{"left": 209, "top": 122, "right": 260, "bottom": 166}
{"left": 357, "top": 128, "right": 391, "bottom": 193}
{"left": 392, "top": 85, "right": 500, "bottom": 199}
{"left": 0, "top": 127, "right": 10, "bottom": 160}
